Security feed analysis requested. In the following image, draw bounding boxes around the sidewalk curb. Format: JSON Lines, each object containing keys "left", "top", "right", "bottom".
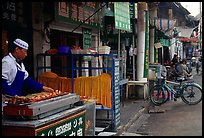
{"left": 116, "top": 108, "right": 146, "bottom": 136}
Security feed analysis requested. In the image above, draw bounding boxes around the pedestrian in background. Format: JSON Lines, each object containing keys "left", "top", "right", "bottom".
{"left": 196, "top": 59, "right": 200, "bottom": 75}
{"left": 171, "top": 54, "right": 178, "bottom": 66}
{"left": 180, "top": 59, "right": 192, "bottom": 77}
{"left": 168, "top": 54, "right": 179, "bottom": 79}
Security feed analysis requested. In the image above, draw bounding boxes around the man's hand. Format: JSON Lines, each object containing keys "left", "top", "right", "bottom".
{"left": 42, "top": 86, "right": 54, "bottom": 92}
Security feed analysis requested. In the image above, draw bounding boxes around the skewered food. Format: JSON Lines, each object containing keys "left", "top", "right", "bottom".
{"left": 5, "top": 90, "right": 69, "bottom": 105}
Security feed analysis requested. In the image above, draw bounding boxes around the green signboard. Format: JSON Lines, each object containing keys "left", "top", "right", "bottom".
{"left": 83, "top": 28, "right": 92, "bottom": 49}
{"left": 144, "top": 11, "right": 149, "bottom": 78}
{"left": 55, "top": 2, "right": 100, "bottom": 29}
{"left": 155, "top": 49, "right": 158, "bottom": 63}
{"left": 114, "top": 2, "right": 131, "bottom": 31}
{"left": 36, "top": 111, "right": 85, "bottom": 136}
{"left": 160, "top": 38, "right": 170, "bottom": 47}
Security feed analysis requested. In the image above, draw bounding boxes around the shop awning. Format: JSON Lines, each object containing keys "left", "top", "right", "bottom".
{"left": 179, "top": 37, "right": 199, "bottom": 43}
{"left": 175, "top": 27, "right": 195, "bottom": 38}
{"left": 150, "top": 18, "right": 176, "bottom": 33}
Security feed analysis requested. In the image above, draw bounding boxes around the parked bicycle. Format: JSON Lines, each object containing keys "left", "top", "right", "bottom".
{"left": 149, "top": 76, "right": 202, "bottom": 106}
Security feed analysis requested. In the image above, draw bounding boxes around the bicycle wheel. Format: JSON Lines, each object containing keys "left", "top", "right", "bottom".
{"left": 149, "top": 85, "right": 167, "bottom": 106}
{"left": 181, "top": 84, "right": 202, "bottom": 105}
{"left": 162, "top": 85, "right": 170, "bottom": 104}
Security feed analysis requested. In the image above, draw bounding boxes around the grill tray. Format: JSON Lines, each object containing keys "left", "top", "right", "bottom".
{"left": 3, "top": 93, "right": 80, "bottom": 120}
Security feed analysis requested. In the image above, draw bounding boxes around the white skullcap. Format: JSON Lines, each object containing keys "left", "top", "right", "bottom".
{"left": 13, "top": 38, "right": 29, "bottom": 50}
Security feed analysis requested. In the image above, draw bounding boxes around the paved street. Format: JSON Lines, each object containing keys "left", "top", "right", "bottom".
{"left": 121, "top": 67, "right": 202, "bottom": 136}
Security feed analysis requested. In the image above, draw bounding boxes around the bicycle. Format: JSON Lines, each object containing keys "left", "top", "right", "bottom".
{"left": 149, "top": 76, "right": 202, "bottom": 106}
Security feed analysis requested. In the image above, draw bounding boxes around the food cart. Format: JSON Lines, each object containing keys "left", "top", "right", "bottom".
{"left": 2, "top": 92, "right": 96, "bottom": 136}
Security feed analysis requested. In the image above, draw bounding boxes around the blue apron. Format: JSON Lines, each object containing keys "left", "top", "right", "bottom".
{"left": 10, "top": 65, "right": 25, "bottom": 96}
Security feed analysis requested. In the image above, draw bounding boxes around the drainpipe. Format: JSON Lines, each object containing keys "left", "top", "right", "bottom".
{"left": 137, "top": 2, "right": 147, "bottom": 81}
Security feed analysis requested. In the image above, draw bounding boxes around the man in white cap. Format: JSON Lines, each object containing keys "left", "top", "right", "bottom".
{"left": 2, "top": 38, "right": 54, "bottom": 96}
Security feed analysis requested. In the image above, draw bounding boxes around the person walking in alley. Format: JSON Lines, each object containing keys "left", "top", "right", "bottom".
{"left": 196, "top": 59, "right": 201, "bottom": 75}
{"left": 2, "top": 38, "right": 54, "bottom": 96}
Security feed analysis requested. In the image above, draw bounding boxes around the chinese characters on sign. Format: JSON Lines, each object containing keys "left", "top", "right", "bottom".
{"left": 129, "top": 3, "right": 135, "bottom": 19}
{"left": 2, "top": 2, "right": 16, "bottom": 21}
{"left": 36, "top": 111, "right": 85, "bottom": 136}
{"left": 71, "top": 3, "right": 78, "bottom": 21}
{"left": 2, "top": 2, "right": 24, "bottom": 24}
{"left": 114, "top": 2, "right": 131, "bottom": 32}
{"left": 83, "top": 28, "right": 92, "bottom": 49}
{"left": 56, "top": 2, "right": 100, "bottom": 29}
{"left": 58, "top": 2, "right": 69, "bottom": 17}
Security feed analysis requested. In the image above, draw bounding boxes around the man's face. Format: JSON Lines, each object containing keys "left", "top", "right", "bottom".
{"left": 15, "top": 47, "right": 28, "bottom": 61}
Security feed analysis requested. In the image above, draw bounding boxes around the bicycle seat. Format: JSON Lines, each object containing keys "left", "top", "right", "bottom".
{"left": 176, "top": 76, "right": 186, "bottom": 82}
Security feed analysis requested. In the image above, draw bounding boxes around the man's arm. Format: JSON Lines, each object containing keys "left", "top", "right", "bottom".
{"left": 23, "top": 76, "right": 54, "bottom": 93}
{"left": 23, "top": 76, "right": 44, "bottom": 92}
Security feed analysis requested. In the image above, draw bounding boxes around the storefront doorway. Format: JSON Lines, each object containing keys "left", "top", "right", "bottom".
{"left": 50, "top": 29, "right": 83, "bottom": 77}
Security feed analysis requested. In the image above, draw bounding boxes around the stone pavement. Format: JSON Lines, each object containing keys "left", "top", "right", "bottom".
{"left": 116, "top": 67, "right": 202, "bottom": 136}
{"left": 95, "top": 99, "right": 148, "bottom": 136}
{"left": 116, "top": 99, "right": 148, "bottom": 136}
{"left": 96, "top": 67, "right": 202, "bottom": 136}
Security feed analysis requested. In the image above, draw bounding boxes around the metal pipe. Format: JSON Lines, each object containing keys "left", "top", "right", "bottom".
{"left": 136, "top": 2, "right": 147, "bottom": 81}
{"left": 118, "top": 30, "right": 120, "bottom": 58}
{"left": 132, "top": 34, "right": 135, "bottom": 80}
{"left": 149, "top": 6, "right": 157, "bottom": 63}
